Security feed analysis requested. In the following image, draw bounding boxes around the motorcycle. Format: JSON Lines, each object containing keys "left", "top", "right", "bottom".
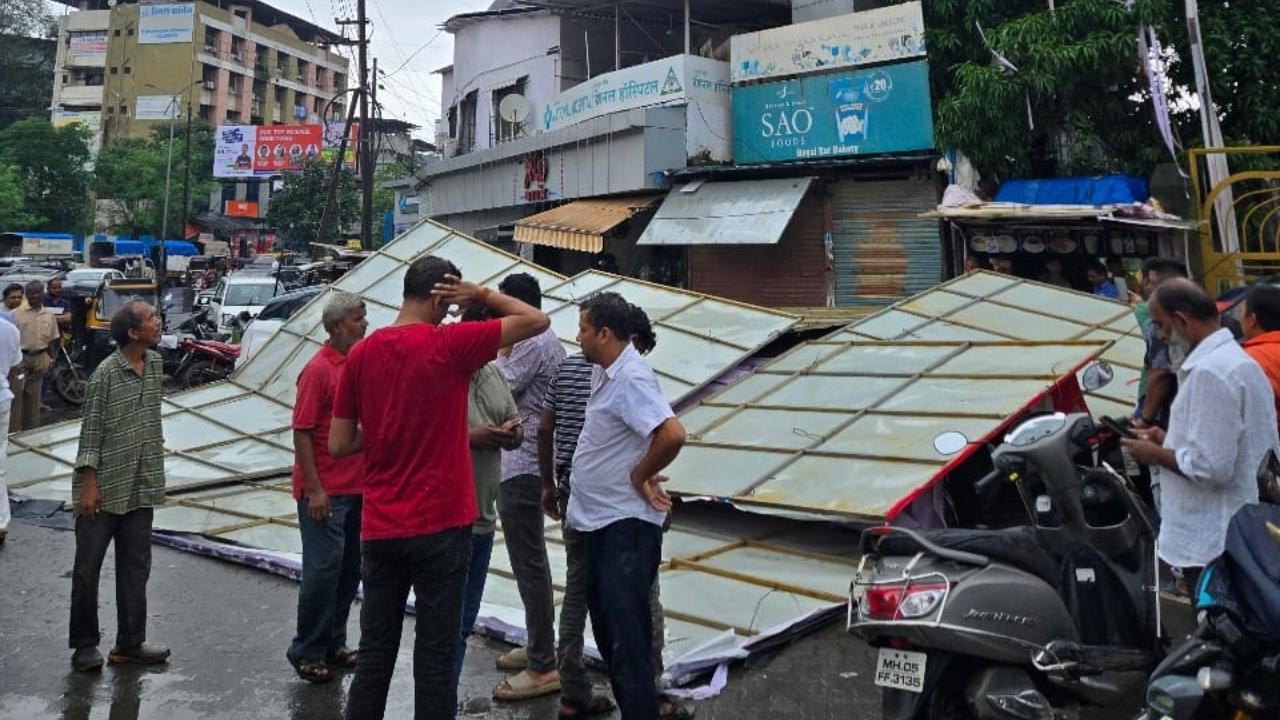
{"left": 1138, "top": 453, "right": 1280, "bottom": 720}
{"left": 848, "top": 408, "right": 1162, "bottom": 720}
{"left": 163, "top": 307, "right": 239, "bottom": 388}
{"left": 51, "top": 336, "right": 87, "bottom": 405}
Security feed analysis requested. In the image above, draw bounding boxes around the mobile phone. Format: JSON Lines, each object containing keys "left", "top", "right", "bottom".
{"left": 1099, "top": 416, "right": 1137, "bottom": 440}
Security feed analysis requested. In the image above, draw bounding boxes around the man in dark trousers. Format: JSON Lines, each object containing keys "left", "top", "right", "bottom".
{"left": 329, "top": 256, "right": 548, "bottom": 720}
{"left": 286, "top": 291, "right": 369, "bottom": 684}
{"left": 566, "top": 292, "right": 686, "bottom": 720}
{"left": 69, "top": 301, "right": 170, "bottom": 672}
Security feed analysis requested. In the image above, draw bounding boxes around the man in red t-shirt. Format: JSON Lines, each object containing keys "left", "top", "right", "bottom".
{"left": 330, "top": 254, "right": 549, "bottom": 720}
{"left": 286, "top": 291, "right": 368, "bottom": 685}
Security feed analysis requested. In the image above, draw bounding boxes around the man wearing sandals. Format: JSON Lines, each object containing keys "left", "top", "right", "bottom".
{"left": 568, "top": 292, "right": 686, "bottom": 720}
{"left": 69, "top": 301, "right": 170, "bottom": 672}
{"left": 286, "top": 292, "right": 369, "bottom": 684}
{"left": 330, "top": 256, "right": 548, "bottom": 720}
{"left": 491, "top": 272, "right": 565, "bottom": 702}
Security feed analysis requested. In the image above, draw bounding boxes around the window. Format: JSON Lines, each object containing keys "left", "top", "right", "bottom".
{"left": 113, "top": 29, "right": 120, "bottom": 36}
{"left": 246, "top": 181, "right": 262, "bottom": 202}
{"left": 119, "top": 104, "right": 127, "bottom": 114}
{"left": 204, "top": 27, "right": 218, "bottom": 53}
{"left": 62, "top": 74, "right": 68, "bottom": 84}
{"left": 492, "top": 77, "right": 527, "bottom": 143}
{"left": 127, "top": 28, "right": 134, "bottom": 36}
{"left": 458, "top": 89, "right": 478, "bottom": 154}
{"left": 123, "top": 66, "right": 131, "bottom": 74}
{"left": 106, "top": 106, "right": 115, "bottom": 114}
{"left": 110, "top": 66, "right": 118, "bottom": 74}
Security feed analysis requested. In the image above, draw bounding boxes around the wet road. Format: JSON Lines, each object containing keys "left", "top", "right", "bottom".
{"left": 0, "top": 521, "right": 879, "bottom": 720}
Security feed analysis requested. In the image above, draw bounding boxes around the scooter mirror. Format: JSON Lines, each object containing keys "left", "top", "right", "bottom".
{"left": 1080, "top": 360, "right": 1114, "bottom": 392}
{"left": 932, "top": 431, "right": 968, "bottom": 456}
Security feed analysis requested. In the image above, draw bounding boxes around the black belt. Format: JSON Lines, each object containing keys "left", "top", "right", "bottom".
{"left": 22, "top": 349, "right": 46, "bottom": 355}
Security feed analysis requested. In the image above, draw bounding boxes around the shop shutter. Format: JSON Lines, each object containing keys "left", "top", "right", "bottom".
{"left": 830, "top": 178, "right": 941, "bottom": 307}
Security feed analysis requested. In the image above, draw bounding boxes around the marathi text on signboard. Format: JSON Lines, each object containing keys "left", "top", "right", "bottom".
{"left": 68, "top": 33, "right": 108, "bottom": 57}
{"left": 731, "top": 60, "right": 934, "bottom": 164}
{"left": 542, "top": 54, "right": 729, "bottom": 132}
{"left": 730, "top": 1, "right": 925, "bottom": 83}
{"left": 138, "top": 3, "right": 195, "bottom": 45}
{"left": 213, "top": 123, "right": 360, "bottom": 178}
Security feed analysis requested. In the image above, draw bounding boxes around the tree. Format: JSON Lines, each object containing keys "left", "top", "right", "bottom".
{"left": 897, "top": 0, "right": 1173, "bottom": 182}
{"left": 0, "top": 118, "right": 92, "bottom": 232}
{"left": 0, "top": 0, "right": 52, "bottom": 36}
{"left": 148, "top": 123, "right": 217, "bottom": 237}
{"left": 93, "top": 138, "right": 164, "bottom": 237}
{"left": 0, "top": 162, "right": 37, "bottom": 229}
{"left": 0, "top": 0, "right": 55, "bottom": 130}
{"left": 267, "top": 158, "right": 360, "bottom": 252}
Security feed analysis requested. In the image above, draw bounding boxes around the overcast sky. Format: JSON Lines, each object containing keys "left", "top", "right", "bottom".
{"left": 46, "top": 0, "right": 491, "bottom": 139}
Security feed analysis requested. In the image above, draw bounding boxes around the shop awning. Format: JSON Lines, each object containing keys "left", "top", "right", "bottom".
{"left": 638, "top": 177, "right": 815, "bottom": 246}
{"left": 512, "top": 195, "right": 662, "bottom": 253}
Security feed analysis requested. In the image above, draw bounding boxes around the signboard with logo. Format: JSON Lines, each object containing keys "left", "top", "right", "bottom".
{"left": 138, "top": 3, "right": 195, "bottom": 44}
{"left": 21, "top": 237, "right": 75, "bottom": 256}
{"left": 730, "top": 1, "right": 925, "bottom": 83}
{"left": 135, "top": 95, "right": 179, "bottom": 120}
{"left": 731, "top": 60, "right": 934, "bottom": 164}
{"left": 68, "top": 33, "right": 108, "bottom": 57}
{"left": 53, "top": 110, "right": 103, "bottom": 154}
{"left": 213, "top": 123, "right": 360, "bottom": 178}
{"left": 542, "top": 54, "right": 729, "bottom": 132}
{"left": 224, "top": 200, "right": 259, "bottom": 217}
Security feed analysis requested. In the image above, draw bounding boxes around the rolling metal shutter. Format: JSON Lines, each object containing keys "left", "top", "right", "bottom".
{"left": 830, "top": 178, "right": 941, "bottom": 307}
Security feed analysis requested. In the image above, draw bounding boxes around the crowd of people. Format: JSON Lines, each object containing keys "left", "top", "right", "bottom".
{"left": 0, "top": 277, "right": 73, "bottom": 545}
{"left": 60, "top": 255, "right": 689, "bottom": 720}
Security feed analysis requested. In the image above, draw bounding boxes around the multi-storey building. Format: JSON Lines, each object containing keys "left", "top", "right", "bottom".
{"left": 50, "top": 0, "right": 351, "bottom": 244}
{"left": 51, "top": 0, "right": 348, "bottom": 146}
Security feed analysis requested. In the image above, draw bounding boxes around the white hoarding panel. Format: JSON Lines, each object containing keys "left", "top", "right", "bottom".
{"left": 138, "top": 3, "right": 195, "bottom": 44}
{"left": 213, "top": 124, "right": 258, "bottom": 178}
{"left": 730, "top": 1, "right": 925, "bottom": 83}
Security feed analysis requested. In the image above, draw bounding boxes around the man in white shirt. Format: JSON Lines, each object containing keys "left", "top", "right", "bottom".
{"left": 1122, "top": 279, "right": 1278, "bottom": 593}
{"left": 567, "top": 292, "right": 686, "bottom": 720}
{"left": 0, "top": 316, "right": 24, "bottom": 544}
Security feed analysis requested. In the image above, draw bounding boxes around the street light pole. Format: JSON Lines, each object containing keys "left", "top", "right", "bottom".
{"left": 158, "top": 93, "right": 178, "bottom": 300}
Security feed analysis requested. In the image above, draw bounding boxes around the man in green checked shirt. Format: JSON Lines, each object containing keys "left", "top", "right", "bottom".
{"left": 69, "top": 300, "right": 171, "bottom": 673}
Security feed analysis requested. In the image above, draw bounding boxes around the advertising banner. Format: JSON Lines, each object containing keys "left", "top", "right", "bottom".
{"left": 213, "top": 124, "right": 258, "bottom": 178}
{"left": 53, "top": 110, "right": 103, "bottom": 154}
{"left": 138, "top": 3, "right": 195, "bottom": 44}
{"left": 213, "top": 123, "right": 359, "bottom": 178}
{"left": 135, "top": 95, "right": 179, "bottom": 120}
{"left": 731, "top": 59, "right": 934, "bottom": 164}
{"left": 542, "top": 54, "right": 729, "bottom": 132}
{"left": 730, "top": 1, "right": 925, "bottom": 83}
{"left": 224, "top": 200, "right": 259, "bottom": 217}
{"left": 68, "top": 33, "right": 108, "bottom": 57}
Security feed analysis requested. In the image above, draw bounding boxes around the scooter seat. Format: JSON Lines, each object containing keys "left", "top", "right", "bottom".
{"left": 876, "top": 526, "right": 1061, "bottom": 590}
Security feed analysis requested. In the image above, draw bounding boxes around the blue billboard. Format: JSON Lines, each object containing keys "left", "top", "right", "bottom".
{"left": 731, "top": 60, "right": 935, "bottom": 164}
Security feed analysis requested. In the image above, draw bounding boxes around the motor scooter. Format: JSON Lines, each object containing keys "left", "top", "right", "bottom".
{"left": 164, "top": 306, "right": 239, "bottom": 388}
{"left": 849, "top": 409, "right": 1162, "bottom": 720}
{"left": 1138, "top": 452, "right": 1280, "bottom": 720}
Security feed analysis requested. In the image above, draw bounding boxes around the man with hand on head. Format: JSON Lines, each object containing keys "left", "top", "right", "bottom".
{"left": 330, "top": 255, "right": 548, "bottom": 720}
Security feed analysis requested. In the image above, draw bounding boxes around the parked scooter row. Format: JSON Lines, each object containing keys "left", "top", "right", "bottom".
{"left": 846, "top": 362, "right": 1280, "bottom": 720}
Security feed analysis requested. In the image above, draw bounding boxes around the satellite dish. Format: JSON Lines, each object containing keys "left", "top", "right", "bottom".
{"left": 499, "top": 93, "right": 530, "bottom": 124}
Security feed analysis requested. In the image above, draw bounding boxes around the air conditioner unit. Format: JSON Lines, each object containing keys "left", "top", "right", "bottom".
{"left": 442, "top": 139, "right": 458, "bottom": 158}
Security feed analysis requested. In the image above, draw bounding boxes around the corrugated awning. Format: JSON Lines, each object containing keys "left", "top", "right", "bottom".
{"left": 513, "top": 195, "right": 662, "bottom": 253}
{"left": 637, "top": 177, "right": 815, "bottom": 246}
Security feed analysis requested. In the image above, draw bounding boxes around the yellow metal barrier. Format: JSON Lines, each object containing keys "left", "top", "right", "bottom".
{"left": 1189, "top": 146, "right": 1280, "bottom": 295}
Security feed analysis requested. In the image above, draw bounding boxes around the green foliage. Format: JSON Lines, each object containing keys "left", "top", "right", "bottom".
{"left": 0, "top": 162, "right": 37, "bottom": 229}
{"left": 93, "top": 123, "right": 218, "bottom": 238}
{"left": 0, "top": 118, "right": 93, "bottom": 232}
{"left": 267, "top": 158, "right": 360, "bottom": 252}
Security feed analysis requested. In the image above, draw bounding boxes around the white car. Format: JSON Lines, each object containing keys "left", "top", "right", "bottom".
{"left": 236, "top": 284, "right": 326, "bottom": 369}
{"left": 62, "top": 267, "right": 125, "bottom": 295}
{"left": 206, "top": 274, "right": 284, "bottom": 334}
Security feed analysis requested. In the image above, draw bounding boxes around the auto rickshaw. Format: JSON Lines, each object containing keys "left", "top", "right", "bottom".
{"left": 82, "top": 277, "right": 161, "bottom": 372}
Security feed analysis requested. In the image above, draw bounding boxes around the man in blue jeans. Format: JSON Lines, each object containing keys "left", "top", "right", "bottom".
{"left": 456, "top": 303, "right": 522, "bottom": 681}
{"left": 567, "top": 292, "right": 686, "bottom": 719}
{"left": 287, "top": 291, "right": 368, "bottom": 684}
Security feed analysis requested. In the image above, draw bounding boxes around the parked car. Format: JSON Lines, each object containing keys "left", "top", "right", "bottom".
{"left": 63, "top": 267, "right": 127, "bottom": 297}
{"left": 202, "top": 272, "right": 284, "bottom": 334}
{"left": 236, "top": 284, "right": 326, "bottom": 369}
{"left": 0, "top": 265, "right": 65, "bottom": 286}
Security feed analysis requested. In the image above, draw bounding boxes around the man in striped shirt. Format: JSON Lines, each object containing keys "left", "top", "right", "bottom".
{"left": 69, "top": 301, "right": 170, "bottom": 672}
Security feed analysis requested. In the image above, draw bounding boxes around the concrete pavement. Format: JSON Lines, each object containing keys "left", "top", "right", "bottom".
{"left": 0, "top": 520, "right": 880, "bottom": 720}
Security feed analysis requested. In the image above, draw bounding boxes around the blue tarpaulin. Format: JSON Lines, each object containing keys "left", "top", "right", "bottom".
{"left": 114, "top": 239, "right": 146, "bottom": 255}
{"left": 995, "top": 175, "right": 1149, "bottom": 206}
{"left": 163, "top": 240, "right": 198, "bottom": 256}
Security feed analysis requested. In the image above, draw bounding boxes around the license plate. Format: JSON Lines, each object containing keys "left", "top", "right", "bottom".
{"left": 874, "top": 648, "right": 927, "bottom": 693}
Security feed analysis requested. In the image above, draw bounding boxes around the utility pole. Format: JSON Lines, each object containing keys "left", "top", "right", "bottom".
{"left": 338, "top": 0, "right": 373, "bottom": 249}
